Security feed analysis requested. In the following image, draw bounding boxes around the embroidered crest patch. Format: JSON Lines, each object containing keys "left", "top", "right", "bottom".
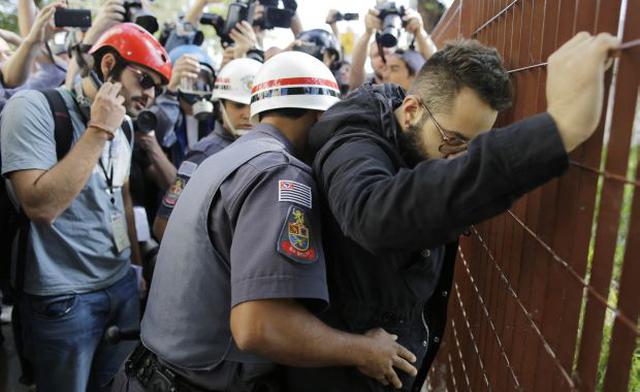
{"left": 162, "top": 176, "right": 186, "bottom": 208}
{"left": 277, "top": 206, "right": 317, "bottom": 264}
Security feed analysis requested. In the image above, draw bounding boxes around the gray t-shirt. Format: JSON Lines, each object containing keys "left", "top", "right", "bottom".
{"left": 1, "top": 87, "right": 133, "bottom": 295}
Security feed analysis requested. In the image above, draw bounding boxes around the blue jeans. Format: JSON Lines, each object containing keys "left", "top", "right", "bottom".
{"left": 21, "top": 268, "right": 140, "bottom": 392}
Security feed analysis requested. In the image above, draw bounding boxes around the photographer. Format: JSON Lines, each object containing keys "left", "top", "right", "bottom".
{"left": 1, "top": 23, "right": 171, "bottom": 392}
{"left": 387, "top": 48, "right": 427, "bottom": 90}
{"left": 350, "top": 5, "right": 436, "bottom": 91}
{"left": 144, "top": 44, "right": 216, "bottom": 173}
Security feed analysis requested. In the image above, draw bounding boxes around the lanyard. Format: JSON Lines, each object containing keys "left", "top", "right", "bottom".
{"left": 99, "top": 153, "right": 115, "bottom": 205}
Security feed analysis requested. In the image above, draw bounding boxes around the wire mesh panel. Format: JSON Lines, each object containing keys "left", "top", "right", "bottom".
{"left": 427, "top": 0, "right": 640, "bottom": 391}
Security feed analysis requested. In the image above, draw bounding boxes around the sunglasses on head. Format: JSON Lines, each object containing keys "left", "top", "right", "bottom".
{"left": 127, "top": 65, "right": 163, "bottom": 96}
{"left": 417, "top": 97, "right": 470, "bottom": 154}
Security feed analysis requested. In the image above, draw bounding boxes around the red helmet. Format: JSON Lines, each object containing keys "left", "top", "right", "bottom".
{"left": 89, "top": 23, "right": 172, "bottom": 84}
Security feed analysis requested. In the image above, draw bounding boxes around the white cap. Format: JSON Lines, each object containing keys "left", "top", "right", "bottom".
{"left": 212, "top": 58, "right": 263, "bottom": 105}
{"left": 250, "top": 51, "right": 341, "bottom": 123}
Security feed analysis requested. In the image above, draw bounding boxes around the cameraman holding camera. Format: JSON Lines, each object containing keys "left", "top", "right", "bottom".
{"left": 350, "top": 4, "right": 437, "bottom": 91}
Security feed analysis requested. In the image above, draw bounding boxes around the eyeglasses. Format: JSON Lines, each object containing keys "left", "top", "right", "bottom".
{"left": 127, "top": 65, "right": 163, "bottom": 96}
{"left": 417, "top": 98, "right": 470, "bottom": 154}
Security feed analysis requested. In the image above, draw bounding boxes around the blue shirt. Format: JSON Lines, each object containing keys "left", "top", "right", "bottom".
{"left": 1, "top": 87, "right": 132, "bottom": 295}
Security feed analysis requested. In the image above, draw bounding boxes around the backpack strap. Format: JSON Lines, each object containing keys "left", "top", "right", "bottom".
{"left": 13, "top": 90, "right": 74, "bottom": 295}
{"left": 41, "top": 89, "right": 74, "bottom": 160}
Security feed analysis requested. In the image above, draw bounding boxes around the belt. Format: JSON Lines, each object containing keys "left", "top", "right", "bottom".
{"left": 126, "top": 344, "right": 217, "bottom": 392}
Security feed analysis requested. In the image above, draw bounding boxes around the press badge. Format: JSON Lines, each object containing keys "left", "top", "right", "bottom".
{"left": 111, "top": 213, "right": 131, "bottom": 253}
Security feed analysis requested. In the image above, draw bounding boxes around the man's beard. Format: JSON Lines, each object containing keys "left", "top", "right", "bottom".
{"left": 400, "top": 114, "right": 431, "bottom": 165}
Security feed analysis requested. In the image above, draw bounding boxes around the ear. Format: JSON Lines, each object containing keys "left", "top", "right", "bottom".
{"left": 100, "top": 53, "right": 117, "bottom": 81}
{"left": 401, "top": 95, "right": 422, "bottom": 127}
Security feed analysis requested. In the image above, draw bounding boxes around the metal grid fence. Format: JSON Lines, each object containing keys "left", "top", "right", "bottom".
{"left": 426, "top": 1, "right": 640, "bottom": 391}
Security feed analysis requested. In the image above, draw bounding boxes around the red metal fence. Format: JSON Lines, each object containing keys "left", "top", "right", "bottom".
{"left": 426, "top": 1, "right": 640, "bottom": 391}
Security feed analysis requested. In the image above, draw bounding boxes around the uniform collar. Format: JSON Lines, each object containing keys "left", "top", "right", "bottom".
{"left": 251, "top": 123, "right": 296, "bottom": 154}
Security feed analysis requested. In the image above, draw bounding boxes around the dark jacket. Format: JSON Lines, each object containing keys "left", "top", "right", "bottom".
{"left": 305, "top": 83, "right": 569, "bottom": 391}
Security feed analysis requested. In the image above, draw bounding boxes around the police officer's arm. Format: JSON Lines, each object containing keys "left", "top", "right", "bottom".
{"left": 317, "top": 32, "right": 619, "bottom": 253}
{"left": 6, "top": 82, "right": 126, "bottom": 225}
{"left": 231, "top": 298, "right": 417, "bottom": 389}
{"left": 224, "top": 163, "right": 416, "bottom": 388}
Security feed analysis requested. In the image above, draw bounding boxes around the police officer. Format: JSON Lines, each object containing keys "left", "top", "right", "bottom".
{"left": 111, "top": 51, "right": 418, "bottom": 392}
{"left": 285, "top": 33, "right": 620, "bottom": 391}
{"left": 152, "top": 58, "right": 262, "bottom": 240}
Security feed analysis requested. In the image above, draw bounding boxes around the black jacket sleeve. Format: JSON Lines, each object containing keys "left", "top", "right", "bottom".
{"left": 315, "top": 113, "right": 569, "bottom": 253}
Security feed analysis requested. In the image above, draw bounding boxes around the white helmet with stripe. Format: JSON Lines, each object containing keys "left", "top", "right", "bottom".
{"left": 250, "top": 51, "right": 341, "bottom": 123}
{"left": 213, "top": 58, "right": 263, "bottom": 105}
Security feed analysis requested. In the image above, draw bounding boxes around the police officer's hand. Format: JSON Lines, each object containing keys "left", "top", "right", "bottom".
{"left": 89, "top": 82, "right": 126, "bottom": 136}
{"left": 365, "top": 8, "right": 382, "bottom": 35}
{"left": 358, "top": 328, "right": 417, "bottom": 389}
{"left": 546, "top": 32, "right": 620, "bottom": 153}
{"left": 167, "top": 55, "right": 200, "bottom": 93}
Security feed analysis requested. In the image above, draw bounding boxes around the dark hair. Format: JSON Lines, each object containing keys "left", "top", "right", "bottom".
{"left": 258, "top": 108, "right": 311, "bottom": 122}
{"left": 92, "top": 48, "right": 126, "bottom": 82}
{"left": 409, "top": 39, "right": 512, "bottom": 112}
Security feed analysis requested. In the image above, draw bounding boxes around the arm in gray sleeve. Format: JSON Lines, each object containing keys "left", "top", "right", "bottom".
{"left": 228, "top": 162, "right": 329, "bottom": 309}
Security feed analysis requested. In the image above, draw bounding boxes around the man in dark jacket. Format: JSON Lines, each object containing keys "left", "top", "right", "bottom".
{"left": 285, "top": 32, "right": 619, "bottom": 391}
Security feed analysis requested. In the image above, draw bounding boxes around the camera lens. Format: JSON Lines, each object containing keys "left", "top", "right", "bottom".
{"left": 380, "top": 13, "right": 403, "bottom": 47}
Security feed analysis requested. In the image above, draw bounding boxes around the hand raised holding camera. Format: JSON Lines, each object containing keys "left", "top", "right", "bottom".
{"left": 83, "top": 0, "right": 125, "bottom": 46}
{"left": 25, "top": 2, "right": 63, "bottom": 46}
{"left": 229, "top": 21, "right": 258, "bottom": 59}
{"left": 365, "top": 8, "right": 382, "bottom": 35}
{"left": 167, "top": 55, "right": 201, "bottom": 93}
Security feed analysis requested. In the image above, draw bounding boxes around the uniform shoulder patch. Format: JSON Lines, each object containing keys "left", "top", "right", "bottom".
{"left": 277, "top": 206, "right": 318, "bottom": 264}
{"left": 278, "top": 180, "right": 312, "bottom": 209}
{"left": 162, "top": 176, "right": 187, "bottom": 208}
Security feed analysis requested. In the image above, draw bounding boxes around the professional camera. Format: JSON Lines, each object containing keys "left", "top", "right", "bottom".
{"left": 162, "top": 20, "right": 205, "bottom": 52}
{"left": 124, "top": 0, "right": 159, "bottom": 34}
{"left": 333, "top": 12, "right": 359, "bottom": 22}
{"left": 253, "top": 0, "right": 297, "bottom": 30}
{"left": 204, "top": 0, "right": 297, "bottom": 46}
{"left": 376, "top": 2, "right": 406, "bottom": 48}
{"left": 133, "top": 109, "right": 158, "bottom": 134}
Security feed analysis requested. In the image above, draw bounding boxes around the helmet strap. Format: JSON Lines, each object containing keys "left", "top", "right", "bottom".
{"left": 220, "top": 101, "right": 249, "bottom": 137}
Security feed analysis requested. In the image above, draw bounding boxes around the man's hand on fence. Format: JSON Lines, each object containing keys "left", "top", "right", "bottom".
{"left": 546, "top": 31, "right": 620, "bottom": 153}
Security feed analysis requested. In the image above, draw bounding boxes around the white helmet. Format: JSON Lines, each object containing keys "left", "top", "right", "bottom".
{"left": 250, "top": 51, "right": 341, "bottom": 123}
{"left": 213, "top": 58, "right": 263, "bottom": 105}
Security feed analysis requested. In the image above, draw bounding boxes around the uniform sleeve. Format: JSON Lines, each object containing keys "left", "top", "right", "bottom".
{"left": 315, "top": 113, "right": 569, "bottom": 253}
{"left": 1, "top": 90, "right": 57, "bottom": 177}
{"left": 156, "top": 152, "right": 206, "bottom": 219}
{"left": 228, "top": 164, "right": 329, "bottom": 310}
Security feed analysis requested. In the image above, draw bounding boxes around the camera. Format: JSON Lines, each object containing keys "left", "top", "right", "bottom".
{"left": 124, "top": 0, "right": 159, "bottom": 34}
{"left": 204, "top": 0, "right": 296, "bottom": 46}
{"left": 376, "top": 2, "right": 406, "bottom": 48}
{"left": 253, "top": 0, "right": 297, "bottom": 30}
{"left": 333, "top": 12, "right": 359, "bottom": 22}
{"left": 134, "top": 109, "right": 158, "bottom": 134}
{"left": 54, "top": 8, "right": 92, "bottom": 29}
{"left": 162, "top": 20, "right": 205, "bottom": 52}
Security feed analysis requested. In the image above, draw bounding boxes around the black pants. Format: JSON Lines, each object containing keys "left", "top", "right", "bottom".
{"left": 285, "top": 306, "right": 430, "bottom": 392}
